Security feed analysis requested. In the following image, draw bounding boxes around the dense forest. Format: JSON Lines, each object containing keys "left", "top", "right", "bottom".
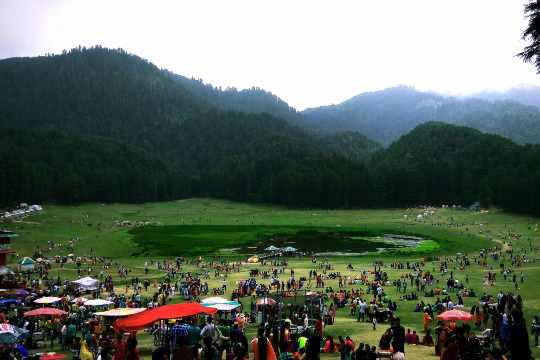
{"left": 304, "top": 85, "right": 540, "bottom": 145}
{"left": 0, "top": 47, "right": 539, "bottom": 215}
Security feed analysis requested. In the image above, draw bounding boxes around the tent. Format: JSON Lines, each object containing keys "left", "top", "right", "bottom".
{"left": 0, "top": 267, "right": 14, "bottom": 276}
{"left": 202, "top": 302, "right": 240, "bottom": 311}
{"left": 19, "top": 257, "right": 35, "bottom": 272}
{"left": 282, "top": 246, "right": 297, "bottom": 253}
{"left": 94, "top": 308, "right": 146, "bottom": 317}
{"left": 71, "top": 277, "right": 99, "bottom": 291}
{"left": 264, "top": 246, "right": 280, "bottom": 252}
{"left": 24, "top": 307, "right": 67, "bottom": 317}
{"left": 201, "top": 297, "right": 229, "bottom": 304}
{"left": 84, "top": 299, "right": 113, "bottom": 307}
{"left": 114, "top": 303, "right": 217, "bottom": 332}
{"left": 201, "top": 297, "right": 241, "bottom": 311}
{"left": 203, "top": 303, "right": 240, "bottom": 311}
{"left": 34, "top": 296, "right": 62, "bottom": 304}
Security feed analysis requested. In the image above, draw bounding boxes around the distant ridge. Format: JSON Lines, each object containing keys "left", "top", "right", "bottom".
{"left": 302, "top": 85, "right": 540, "bottom": 145}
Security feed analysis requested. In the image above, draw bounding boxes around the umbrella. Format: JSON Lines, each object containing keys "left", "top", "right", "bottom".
{"left": 0, "top": 332, "right": 20, "bottom": 345}
{"left": 282, "top": 246, "right": 297, "bottom": 252}
{"left": 94, "top": 308, "right": 146, "bottom": 317}
{"left": 256, "top": 298, "right": 276, "bottom": 306}
{"left": 264, "top": 245, "right": 279, "bottom": 252}
{"left": 84, "top": 299, "right": 113, "bottom": 307}
{"left": 14, "top": 289, "right": 30, "bottom": 297}
{"left": 0, "top": 299, "right": 20, "bottom": 306}
{"left": 24, "top": 308, "right": 68, "bottom": 317}
{"left": 437, "top": 309, "right": 473, "bottom": 321}
{"left": 0, "top": 324, "right": 25, "bottom": 334}
{"left": 34, "top": 296, "right": 62, "bottom": 304}
{"left": 0, "top": 323, "right": 27, "bottom": 345}
{"left": 40, "top": 354, "right": 66, "bottom": 360}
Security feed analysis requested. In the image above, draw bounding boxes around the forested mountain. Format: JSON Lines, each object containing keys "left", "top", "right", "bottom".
{"left": 303, "top": 86, "right": 540, "bottom": 145}
{"left": 470, "top": 85, "right": 540, "bottom": 108}
{"left": 173, "top": 75, "right": 306, "bottom": 124}
{"left": 321, "top": 132, "right": 381, "bottom": 161}
{"left": 0, "top": 46, "right": 206, "bottom": 147}
{"left": 0, "top": 128, "right": 172, "bottom": 204}
{"left": 0, "top": 47, "right": 376, "bottom": 207}
{"left": 370, "top": 122, "right": 540, "bottom": 214}
{"left": 0, "top": 47, "right": 539, "bottom": 215}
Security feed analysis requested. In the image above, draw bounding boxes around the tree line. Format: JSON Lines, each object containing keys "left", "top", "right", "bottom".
{"left": 0, "top": 47, "right": 538, "bottom": 214}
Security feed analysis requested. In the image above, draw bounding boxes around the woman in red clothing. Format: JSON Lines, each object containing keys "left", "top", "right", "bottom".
{"left": 113, "top": 333, "right": 127, "bottom": 360}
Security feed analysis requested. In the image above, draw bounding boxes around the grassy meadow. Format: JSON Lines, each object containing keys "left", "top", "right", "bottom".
{"left": 2, "top": 198, "right": 540, "bottom": 359}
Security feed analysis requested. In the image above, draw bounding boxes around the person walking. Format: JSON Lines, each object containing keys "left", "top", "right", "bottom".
{"left": 532, "top": 315, "right": 540, "bottom": 347}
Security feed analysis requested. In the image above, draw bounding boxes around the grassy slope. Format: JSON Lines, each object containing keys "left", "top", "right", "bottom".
{"left": 3, "top": 199, "right": 501, "bottom": 258}
{"left": 3, "top": 199, "right": 540, "bottom": 359}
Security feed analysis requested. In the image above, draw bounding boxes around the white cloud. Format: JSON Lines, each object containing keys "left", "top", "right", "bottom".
{"left": 0, "top": 0, "right": 538, "bottom": 109}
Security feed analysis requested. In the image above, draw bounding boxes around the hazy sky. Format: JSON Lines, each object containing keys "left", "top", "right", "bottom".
{"left": 1, "top": 0, "right": 538, "bottom": 110}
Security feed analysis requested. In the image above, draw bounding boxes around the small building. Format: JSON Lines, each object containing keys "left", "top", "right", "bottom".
{"left": 0, "top": 230, "right": 17, "bottom": 266}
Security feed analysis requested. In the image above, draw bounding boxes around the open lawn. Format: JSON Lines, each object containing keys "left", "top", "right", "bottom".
{"left": 2, "top": 199, "right": 540, "bottom": 359}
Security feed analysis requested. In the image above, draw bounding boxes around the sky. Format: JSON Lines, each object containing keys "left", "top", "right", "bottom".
{"left": 0, "top": 0, "right": 538, "bottom": 110}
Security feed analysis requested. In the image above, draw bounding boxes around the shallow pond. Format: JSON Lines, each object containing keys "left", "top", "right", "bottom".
{"left": 236, "top": 230, "right": 424, "bottom": 255}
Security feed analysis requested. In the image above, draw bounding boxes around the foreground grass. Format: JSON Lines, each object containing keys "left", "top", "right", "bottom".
{"left": 3, "top": 199, "right": 505, "bottom": 258}
{"left": 3, "top": 199, "right": 540, "bottom": 359}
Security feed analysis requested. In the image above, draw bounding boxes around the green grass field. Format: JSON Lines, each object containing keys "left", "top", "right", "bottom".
{"left": 2, "top": 198, "right": 540, "bottom": 359}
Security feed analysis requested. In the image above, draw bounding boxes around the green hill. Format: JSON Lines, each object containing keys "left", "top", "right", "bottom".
{"left": 1, "top": 47, "right": 539, "bottom": 215}
{"left": 303, "top": 86, "right": 540, "bottom": 145}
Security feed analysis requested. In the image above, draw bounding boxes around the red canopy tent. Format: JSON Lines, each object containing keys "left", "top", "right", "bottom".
{"left": 114, "top": 303, "right": 217, "bottom": 332}
{"left": 437, "top": 309, "right": 473, "bottom": 321}
{"left": 24, "top": 307, "right": 68, "bottom": 317}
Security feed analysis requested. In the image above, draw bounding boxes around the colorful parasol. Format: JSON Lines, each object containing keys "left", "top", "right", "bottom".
{"left": 437, "top": 309, "right": 474, "bottom": 321}
{"left": 24, "top": 307, "right": 68, "bottom": 317}
{"left": 34, "top": 297, "right": 62, "bottom": 304}
{"left": 0, "top": 324, "right": 27, "bottom": 344}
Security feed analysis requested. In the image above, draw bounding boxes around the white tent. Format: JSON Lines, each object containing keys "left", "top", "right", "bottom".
{"left": 203, "top": 303, "right": 240, "bottom": 311}
{"left": 201, "top": 297, "right": 229, "bottom": 304}
{"left": 84, "top": 299, "right": 113, "bottom": 307}
{"left": 0, "top": 267, "right": 15, "bottom": 276}
{"left": 264, "top": 245, "right": 280, "bottom": 252}
{"left": 282, "top": 246, "right": 297, "bottom": 252}
{"left": 71, "top": 276, "right": 99, "bottom": 291}
{"left": 19, "top": 257, "right": 35, "bottom": 272}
